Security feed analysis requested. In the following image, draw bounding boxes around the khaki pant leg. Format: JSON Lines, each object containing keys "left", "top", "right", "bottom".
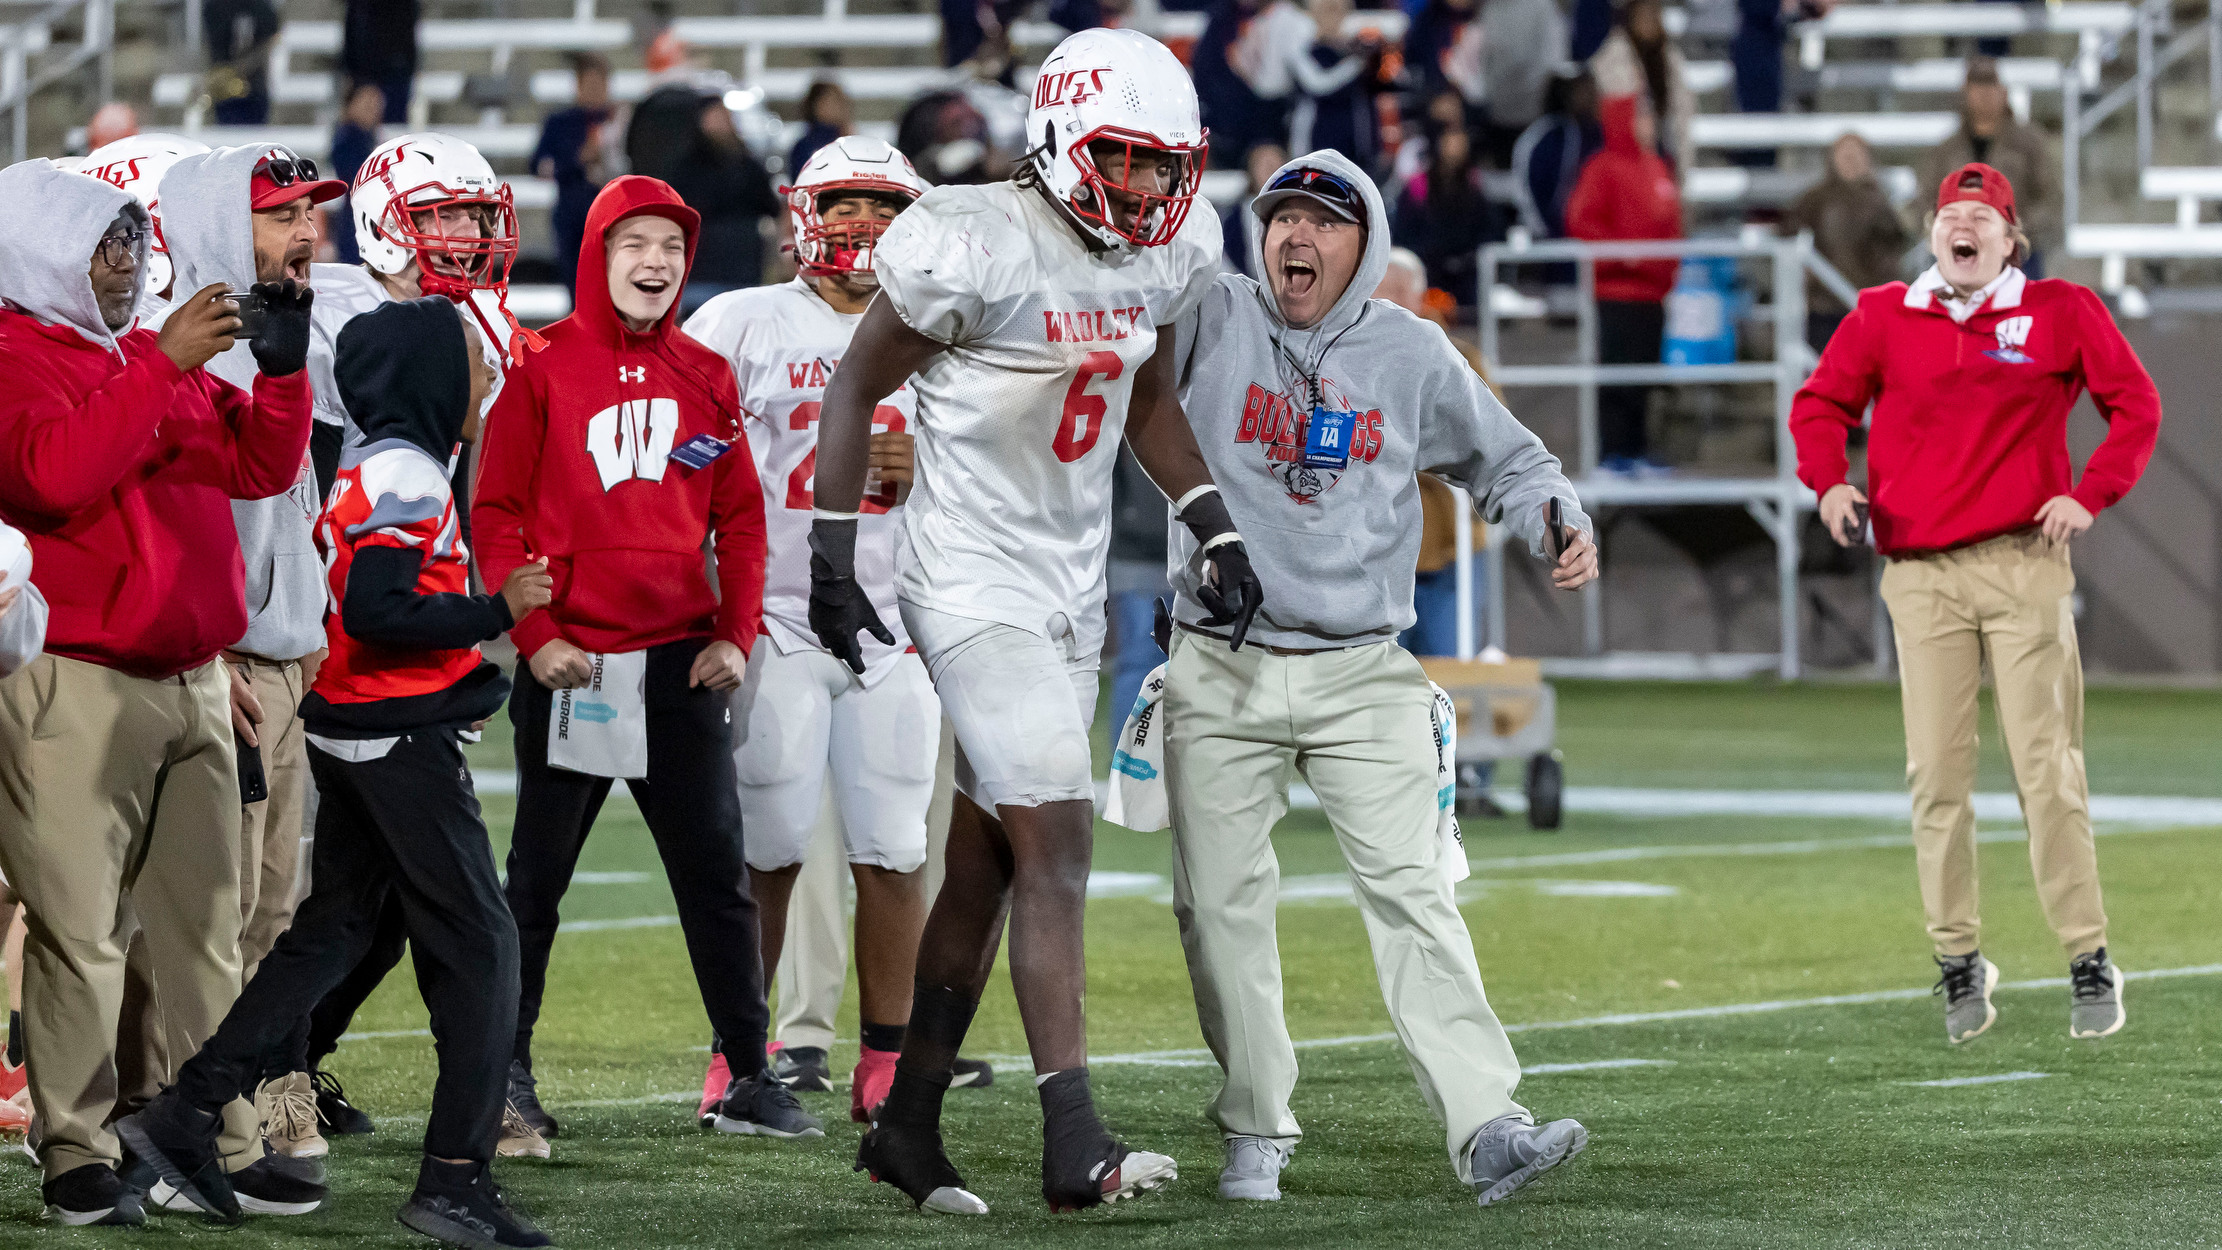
{"left": 1292, "top": 644, "right": 1525, "bottom": 1181}
{"left": 1881, "top": 554, "right": 1987, "bottom": 956}
{"left": 239, "top": 661, "right": 308, "bottom": 975}
{"left": 1163, "top": 632, "right": 1301, "bottom": 1146}
{"left": 1971, "top": 536, "right": 2107, "bottom": 956}
{"left": 0, "top": 657, "right": 165, "bottom": 1179}
{"left": 773, "top": 790, "right": 850, "bottom": 1053}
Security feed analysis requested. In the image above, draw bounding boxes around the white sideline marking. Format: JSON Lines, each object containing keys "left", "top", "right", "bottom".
{"left": 558, "top": 914, "right": 681, "bottom": 933}
{"left": 572, "top": 871, "right": 652, "bottom": 885}
{"left": 1522, "top": 1058, "right": 1677, "bottom": 1074}
{"left": 1907, "top": 1071, "right": 2051, "bottom": 1088}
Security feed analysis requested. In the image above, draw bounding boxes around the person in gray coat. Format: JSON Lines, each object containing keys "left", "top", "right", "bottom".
{"left": 1163, "top": 148, "right": 1597, "bottom": 1208}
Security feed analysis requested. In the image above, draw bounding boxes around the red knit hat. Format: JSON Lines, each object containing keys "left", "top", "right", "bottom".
{"left": 1935, "top": 162, "right": 2017, "bottom": 225}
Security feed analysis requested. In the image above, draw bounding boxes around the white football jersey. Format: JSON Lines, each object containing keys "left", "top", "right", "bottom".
{"left": 871, "top": 181, "right": 1221, "bottom": 651}
{"left": 684, "top": 279, "right": 919, "bottom": 685}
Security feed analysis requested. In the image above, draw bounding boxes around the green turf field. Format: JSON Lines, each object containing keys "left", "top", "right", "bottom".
{"left": 10, "top": 680, "right": 2219, "bottom": 1247}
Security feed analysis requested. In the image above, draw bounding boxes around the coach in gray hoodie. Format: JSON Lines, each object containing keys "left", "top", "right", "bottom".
{"left": 1161, "top": 149, "right": 1596, "bottom": 1209}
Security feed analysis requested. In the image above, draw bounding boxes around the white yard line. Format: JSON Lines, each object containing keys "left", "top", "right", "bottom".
{"left": 1907, "top": 1071, "right": 2052, "bottom": 1087}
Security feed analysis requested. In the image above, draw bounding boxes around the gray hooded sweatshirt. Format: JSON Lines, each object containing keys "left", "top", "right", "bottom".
{"left": 1170, "top": 149, "right": 1589, "bottom": 650}
{"left": 156, "top": 146, "right": 326, "bottom": 662}
{"left": 0, "top": 158, "right": 149, "bottom": 353}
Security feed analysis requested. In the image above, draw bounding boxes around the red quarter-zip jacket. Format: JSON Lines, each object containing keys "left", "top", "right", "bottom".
{"left": 473, "top": 175, "right": 767, "bottom": 660}
{"left": 1791, "top": 267, "right": 2160, "bottom": 557}
{"left": 0, "top": 313, "right": 312, "bottom": 679}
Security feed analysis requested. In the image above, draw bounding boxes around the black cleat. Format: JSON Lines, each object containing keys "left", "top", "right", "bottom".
{"left": 1039, "top": 1069, "right": 1175, "bottom": 1212}
{"left": 313, "top": 1068, "right": 376, "bottom": 1135}
{"left": 114, "top": 1090, "right": 237, "bottom": 1222}
{"left": 508, "top": 1061, "right": 559, "bottom": 1139}
{"left": 399, "top": 1159, "right": 553, "bottom": 1249}
{"left": 711, "top": 1069, "right": 824, "bottom": 1138}
{"left": 855, "top": 1121, "right": 988, "bottom": 1215}
{"left": 42, "top": 1162, "right": 146, "bottom": 1226}
{"left": 949, "top": 1057, "right": 995, "bottom": 1089}
{"left": 770, "top": 1046, "right": 834, "bottom": 1093}
{"left": 150, "top": 1153, "right": 327, "bottom": 1216}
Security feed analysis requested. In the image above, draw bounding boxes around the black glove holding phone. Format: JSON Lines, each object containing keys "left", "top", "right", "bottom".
{"left": 243, "top": 278, "right": 315, "bottom": 377}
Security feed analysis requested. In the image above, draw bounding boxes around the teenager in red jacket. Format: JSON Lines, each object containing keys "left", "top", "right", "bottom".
{"left": 1792, "top": 162, "right": 2159, "bottom": 1047}
{"left": 0, "top": 157, "right": 314, "bottom": 1224}
{"left": 1565, "top": 92, "right": 1682, "bottom": 474}
{"left": 471, "top": 176, "right": 803, "bottom": 1144}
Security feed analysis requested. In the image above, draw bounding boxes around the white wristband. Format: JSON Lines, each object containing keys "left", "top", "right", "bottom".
{"left": 812, "top": 507, "right": 861, "bottom": 522}
{"left": 1173, "top": 483, "right": 1219, "bottom": 513}
{"left": 1201, "top": 531, "right": 1242, "bottom": 553}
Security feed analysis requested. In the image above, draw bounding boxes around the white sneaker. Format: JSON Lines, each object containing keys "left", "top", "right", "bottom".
{"left": 1465, "top": 1114, "right": 1588, "bottom": 1207}
{"left": 1218, "top": 1136, "right": 1290, "bottom": 1201}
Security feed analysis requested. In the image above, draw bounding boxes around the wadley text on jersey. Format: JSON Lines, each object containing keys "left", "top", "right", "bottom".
{"left": 1042, "top": 306, "right": 1150, "bottom": 344}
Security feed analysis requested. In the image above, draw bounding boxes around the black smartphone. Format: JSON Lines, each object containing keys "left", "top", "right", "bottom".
{"left": 227, "top": 290, "right": 268, "bottom": 341}
{"left": 1846, "top": 500, "right": 1870, "bottom": 545}
{"left": 236, "top": 732, "right": 268, "bottom": 804}
{"left": 1545, "top": 497, "right": 1569, "bottom": 561}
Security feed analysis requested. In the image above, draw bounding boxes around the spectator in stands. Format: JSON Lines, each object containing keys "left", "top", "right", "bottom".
{"left": 1391, "top": 119, "right": 1495, "bottom": 311}
{"left": 1567, "top": 93, "right": 1683, "bottom": 475}
{"left": 789, "top": 80, "right": 854, "bottom": 176}
{"left": 895, "top": 89, "right": 1001, "bottom": 184}
{"left": 85, "top": 103, "right": 137, "bottom": 153}
{"left": 1920, "top": 58, "right": 2056, "bottom": 278}
{"left": 1513, "top": 65, "right": 1604, "bottom": 241}
{"left": 343, "top": 0, "right": 419, "bottom": 124}
{"left": 1730, "top": 0, "right": 1836, "bottom": 167}
{"left": 1286, "top": 0, "right": 1387, "bottom": 173}
{"left": 1478, "top": 0, "right": 1569, "bottom": 169}
{"left": 331, "top": 83, "right": 385, "bottom": 265}
{"left": 1590, "top": 0, "right": 1693, "bottom": 174}
{"left": 534, "top": 54, "right": 615, "bottom": 294}
{"left": 1404, "top": 0, "right": 1481, "bottom": 121}
{"left": 665, "top": 97, "right": 782, "bottom": 309}
{"left": 1780, "top": 132, "right": 1908, "bottom": 352}
{"left": 628, "top": 35, "right": 708, "bottom": 185}
{"left": 202, "top": 0, "right": 278, "bottom": 126}
{"left": 1195, "top": 0, "right": 1287, "bottom": 164}
{"left": 1223, "top": 141, "right": 1287, "bottom": 277}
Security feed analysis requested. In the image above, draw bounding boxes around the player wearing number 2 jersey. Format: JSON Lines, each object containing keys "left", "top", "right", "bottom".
{"left": 682, "top": 136, "right": 938, "bottom": 1129}
{"left": 811, "top": 27, "right": 1266, "bottom": 1218}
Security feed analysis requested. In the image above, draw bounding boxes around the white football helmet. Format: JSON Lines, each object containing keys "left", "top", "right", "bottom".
{"left": 1024, "top": 28, "right": 1207, "bottom": 250}
{"left": 352, "top": 132, "right": 537, "bottom": 351}
{"left": 76, "top": 133, "right": 210, "bottom": 297}
{"left": 785, "top": 136, "right": 927, "bottom": 282}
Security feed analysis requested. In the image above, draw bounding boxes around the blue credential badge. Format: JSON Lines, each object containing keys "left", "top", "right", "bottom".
{"left": 1303, "top": 405, "right": 1355, "bottom": 470}
{"left": 668, "top": 433, "right": 734, "bottom": 470}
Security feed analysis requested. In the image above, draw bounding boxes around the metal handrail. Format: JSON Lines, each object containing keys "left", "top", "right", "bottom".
{"left": 0, "top": 0, "right": 110, "bottom": 164}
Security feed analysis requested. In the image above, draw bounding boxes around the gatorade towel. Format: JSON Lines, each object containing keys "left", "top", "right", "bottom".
{"left": 1430, "top": 681, "right": 1470, "bottom": 885}
{"left": 1104, "top": 662, "right": 1169, "bottom": 831}
{"left": 547, "top": 649, "right": 650, "bottom": 779}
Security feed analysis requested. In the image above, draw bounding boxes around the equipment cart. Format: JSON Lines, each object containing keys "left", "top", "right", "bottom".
{"left": 1417, "top": 656, "right": 1564, "bottom": 830}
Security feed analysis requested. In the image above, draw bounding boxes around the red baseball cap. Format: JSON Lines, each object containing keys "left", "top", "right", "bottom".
{"left": 1935, "top": 161, "right": 2017, "bottom": 226}
{"left": 249, "top": 147, "right": 348, "bottom": 210}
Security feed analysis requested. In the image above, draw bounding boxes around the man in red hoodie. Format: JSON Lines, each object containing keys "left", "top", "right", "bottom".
{"left": 1793, "top": 163, "right": 2159, "bottom": 1047}
{"left": 472, "top": 176, "right": 798, "bottom": 1145}
{"left": 0, "top": 157, "right": 314, "bottom": 1225}
{"left": 1565, "top": 93, "right": 1682, "bottom": 475}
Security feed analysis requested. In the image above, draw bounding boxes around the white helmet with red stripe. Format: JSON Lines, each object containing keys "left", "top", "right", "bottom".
{"left": 351, "top": 132, "right": 540, "bottom": 353}
{"left": 1024, "top": 28, "right": 1206, "bottom": 251}
{"left": 76, "top": 133, "right": 210, "bottom": 297}
{"left": 785, "top": 135, "right": 927, "bottom": 282}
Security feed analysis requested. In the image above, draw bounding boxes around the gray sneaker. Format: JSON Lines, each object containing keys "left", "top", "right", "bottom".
{"left": 1933, "top": 952, "right": 1999, "bottom": 1044}
{"left": 2068, "top": 948, "right": 2125, "bottom": 1040}
{"left": 1218, "top": 1136, "right": 1290, "bottom": 1201}
{"left": 1465, "top": 1114, "right": 1587, "bottom": 1207}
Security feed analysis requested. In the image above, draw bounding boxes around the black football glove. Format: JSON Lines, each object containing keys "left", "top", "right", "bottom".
{"left": 807, "top": 518, "right": 895, "bottom": 675}
{"left": 247, "top": 278, "right": 314, "bottom": 377}
{"left": 1196, "top": 539, "right": 1264, "bottom": 650}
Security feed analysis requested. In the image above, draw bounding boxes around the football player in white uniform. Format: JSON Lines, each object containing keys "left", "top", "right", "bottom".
{"left": 812, "top": 28, "right": 1264, "bottom": 1215}
{"left": 681, "top": 137, "right": 939, "bottom": 1128}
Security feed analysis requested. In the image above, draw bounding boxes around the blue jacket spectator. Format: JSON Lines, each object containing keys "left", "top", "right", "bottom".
{"left": 1220, "top": 142, "right": 1287, "bottom": 277}
{"left": 533, "top": 53, "right": 614, "bottom": 291}
{"left": 788, "top": 80, "right": 853, "bottom": 176}
{"left": 343, "top": 0, "right": 419, "bottom": 124}
{"left": 1287, "top": 0, "right": 1386, "bottom": 173}
{"left": 330, "top": 82, "right": 386, "bottom": 264}
{"left": 1195, "top": 0, "right": 1287, "bottom": 163}
{"left": 1512, "top": 67, "right": 1604, "bottom": 239}
{"left": 203, "top": 0, "right": 278, "bottom": 125}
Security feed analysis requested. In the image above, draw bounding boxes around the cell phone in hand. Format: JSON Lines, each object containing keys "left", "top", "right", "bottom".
{"left": 227, "top": 290, "right": 268, "bottom": 341}
{"left": 1844, "top": 500, "right": 1870, "bottom": 546}
{"left": 1545, "top": 497, "right": 1570, "bottom": 562}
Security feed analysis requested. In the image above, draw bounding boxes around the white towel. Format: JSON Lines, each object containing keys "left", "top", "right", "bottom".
{"left": 547, "top": 650, "right": 650, "bottom": 780}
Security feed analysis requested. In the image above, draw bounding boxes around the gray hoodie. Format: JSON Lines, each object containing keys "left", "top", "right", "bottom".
{"left": 1169, "top": 149, "right": 1589, "bottom": 650}
{"left": 156, "top": 146, "right": 325, "bottom": 661}
{"left": 0, "top": 159, "right": 150, "bottom": 353}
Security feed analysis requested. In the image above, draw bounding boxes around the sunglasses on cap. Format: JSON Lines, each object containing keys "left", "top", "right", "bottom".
{"left": 254, "top": 149, "right": 321, "bottom": 187}
{"left": 1264, "top": 166, "right": 1363, "bottom": 215}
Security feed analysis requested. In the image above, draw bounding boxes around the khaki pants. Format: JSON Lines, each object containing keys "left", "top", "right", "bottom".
{"left": 1162, "top": 632, "right": 1524, "bottom": 1183}
{"left": 775, "top": 718, "right": 956, "bottom": 1051}
{"left": 0, "top": 656, "right": 257, "bottom": 1179}
{"left": 1881, "top": 530, "right": 2107, "bottom": 958}
{"left": 233, "top": 658, "right": 308, "bottom": 975}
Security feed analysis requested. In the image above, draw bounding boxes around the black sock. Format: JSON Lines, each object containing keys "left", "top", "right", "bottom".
{"left": 416, "top": 1154, "right": 485, "bottom": 1195}
{"left": 878, "top": 982, "right": 976, "bottom": 1130}
{"left": 860, "top": 1021, "right": 906, "bottom": 1054}
{"left": 5, "top": 1010, "right": 19, "bottom": 1067}
{"left": 1039, "top": 1067, "right": 1118, "bottom": 1201}
{"left": 1037, "top": 1067, "right": 1107, "bottom": 1137}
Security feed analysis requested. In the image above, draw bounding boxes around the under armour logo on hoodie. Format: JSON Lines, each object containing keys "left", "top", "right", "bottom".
{"left": 586, "top": 398, "right": 680, "bottom": 490}
{"left": 618, "top": 365, "right": 646, "bottom": 383}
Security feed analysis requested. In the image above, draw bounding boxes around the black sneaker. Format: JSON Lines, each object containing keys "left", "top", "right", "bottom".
{"left": 150, "top": 1153, "right": 327, "bottom": 1216}
{"left": 508, "top": 1061, "right": 559, "bottom": 1139}
{"left": 855, "top": 1121, "right": 988, "bottom": 1215}
{"left": 770, "top": 1046, "right": 834, "bottom": 1093}
{"left": 41, "top": 1162, "right": 145, "bottom": 1226}
{"left": 949, "top": 1057, "right": 995, "bottom": 1089}
{"left": 313, "top": 1068, "right": 376, "bottom": 1136}
{"left": 398, "top": 1158, "right": 553, "bottom": 1249}
{"left": 711, "top": 1069, "right": 825, "bottom": 1138}
{"left": 114, "top": 1090, "right": 238, "bottom": 1222}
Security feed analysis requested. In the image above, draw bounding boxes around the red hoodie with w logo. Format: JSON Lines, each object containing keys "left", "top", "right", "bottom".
{"left": 473, "top": 176, "right": 767, "bottom": 661}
